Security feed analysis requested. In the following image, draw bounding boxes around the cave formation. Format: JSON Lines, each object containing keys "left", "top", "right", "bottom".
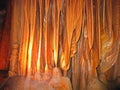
{"left": 0, "top": 0, "right": 120, "bottom": 90}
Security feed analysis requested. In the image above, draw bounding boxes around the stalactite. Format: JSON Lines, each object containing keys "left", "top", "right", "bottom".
{"left": 97, "top": 0, "right": 120, "bottom": 85}
{"left": 39, "top": 0, "right": 45, "bottom": 73}
{"left": 85, "top": 0, "right": 94, "bottom": 50}
{"left": 8, "top": 0, "right": 120, "bottom": 90}
{"left": 36, "top": 0, "right": 42, "bottom": 74}
{"left": 9, "top": 0, "right": 19, "bottom": 76}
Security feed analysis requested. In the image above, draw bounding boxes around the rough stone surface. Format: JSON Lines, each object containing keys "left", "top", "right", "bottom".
{"left": 0, "top": 76, "right": 72, "bottom": 90}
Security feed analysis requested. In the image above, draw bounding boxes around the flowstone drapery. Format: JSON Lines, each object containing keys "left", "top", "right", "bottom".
{"left": 8, "top": 0, "right": 120, "bottom": 90}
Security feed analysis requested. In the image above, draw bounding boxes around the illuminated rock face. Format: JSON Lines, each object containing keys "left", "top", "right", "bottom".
{"left": 2, "top": 0, "right": 119, "bottom": 90}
